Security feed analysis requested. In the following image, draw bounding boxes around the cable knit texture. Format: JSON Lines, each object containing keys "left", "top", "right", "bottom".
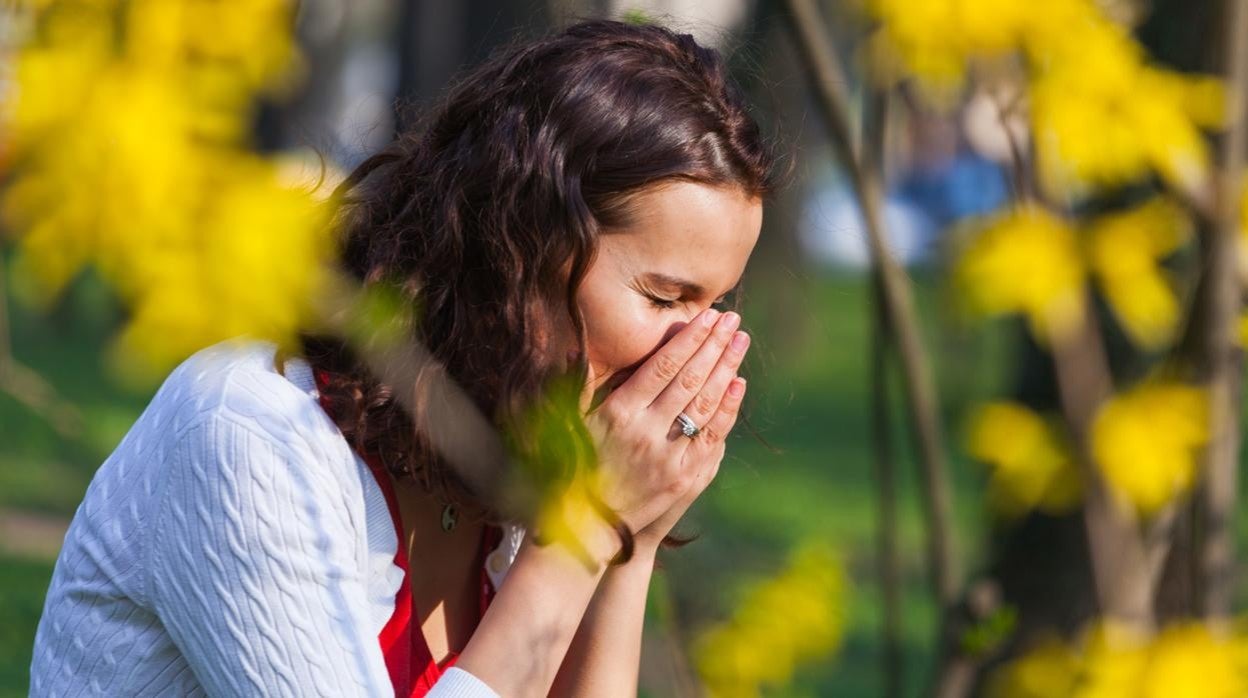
{"left": 30, "top": 339, "right": 517, "bottom": 697}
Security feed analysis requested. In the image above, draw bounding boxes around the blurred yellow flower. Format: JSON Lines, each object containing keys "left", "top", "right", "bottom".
{"left": 1030, "top": 23, "right": 1225, "bottom": 196}
{"left": 985, "top": 635, "right": 1080, "bottom": 698}
{"left": 694, "top": 539, "right": 846, "bottom": 697}
{"left": 1090, "top": 382, "right": 1209, "bottom": 516}
{"left": 1140, "top": 623, "right": 1247, "bottom": 698}
{"left": 862, "top": 0, "right": 1032, "bottom": 91}
{"left": 1073, "top": 620, "right": 1150, "bottom": 698}
{"left": 862, "top": 0, "right": 1099, "bottom": 93}
{"left": 1085, "top": 198, "right": 1193, "bottom": 350}
{"left": 989, "top": 620, "right": 1248, "bottom": 698}
{"left": 863, "top": 0, "right": 1225, "bottom": 194}
{"left": 954, "top": 208, "right": 1086, "bottom": 343}
{"left": 1, "top": 0, "right": 330, "bottom": 381}
{"left": 966, "top": 402, "right": 1081, "bottom": 518}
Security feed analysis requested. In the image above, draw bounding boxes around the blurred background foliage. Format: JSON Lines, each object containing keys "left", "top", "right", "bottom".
{"left": 4, "top": 0, "right": 1248, "bottom": 697}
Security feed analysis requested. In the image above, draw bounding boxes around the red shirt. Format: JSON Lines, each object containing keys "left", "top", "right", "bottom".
{"left": 314, "top": 368, "right": 501, "bottom": 697}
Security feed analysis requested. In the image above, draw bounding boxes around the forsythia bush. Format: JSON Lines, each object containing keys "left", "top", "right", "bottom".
{"left": 1, "top": 0, "right": 335, "bottom": 383}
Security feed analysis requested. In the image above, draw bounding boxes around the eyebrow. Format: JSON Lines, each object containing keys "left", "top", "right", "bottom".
{"left": 643, "top": 272, "right": 741, "bottom": 299}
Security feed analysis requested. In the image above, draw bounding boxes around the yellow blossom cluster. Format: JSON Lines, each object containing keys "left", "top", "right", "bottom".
{"left": 956, "top": 199, "right": 1194, "bottom": 349}
{"left": 863, "top": 0, "right": 1225, "bottom": 195}
{"left": 1029, "top": 25, "right": 1225, "bottom": 196}
{"left": 954, "top": 207, "right": 1085, "bottom": 343}
{"left": 987, "top": 620, "right": 1248, "bottom": 698}
{"left": 966, "top": 401, "right": 1080, "bottom": 518}
{"left": 1085, "top": 198, "right": 1193, "bottom": 350}
{"left": 694, "top": 539, "right": 846, "bottom": 697}
{"left": 1090, "top": 381, "right": 1209, "bottom": 517}
{"left": 964, "top": 380, "right": 1208, "bottom": 521}
{"left": 1, "top": 0, "right": 334, "bottom": 382}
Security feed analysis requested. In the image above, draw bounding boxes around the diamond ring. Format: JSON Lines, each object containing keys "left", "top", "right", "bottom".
{"left": 676, "top": 412, "right": 700, "bottom": 438}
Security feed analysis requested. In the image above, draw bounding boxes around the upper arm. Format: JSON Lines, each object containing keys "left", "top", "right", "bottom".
{"left": 149, "top": 411, "right": 392, "bottom": 697}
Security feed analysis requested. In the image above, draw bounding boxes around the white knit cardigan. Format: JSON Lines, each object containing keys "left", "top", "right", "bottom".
{"left": 30, "top": 339, "right": 524, "bottom": 697}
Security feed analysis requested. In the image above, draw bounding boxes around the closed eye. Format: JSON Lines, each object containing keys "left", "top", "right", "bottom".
{"left": 646, "top": 293, "right": 731, "bottom": 310}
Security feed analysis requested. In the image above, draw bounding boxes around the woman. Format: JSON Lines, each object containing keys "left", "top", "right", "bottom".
{"left": 31, "top": 18, "right": 774, "bottom": 697}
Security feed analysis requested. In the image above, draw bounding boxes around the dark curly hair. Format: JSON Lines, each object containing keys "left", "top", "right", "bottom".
{"left": 299, "top": 18, "right": 776, "bottom": 544}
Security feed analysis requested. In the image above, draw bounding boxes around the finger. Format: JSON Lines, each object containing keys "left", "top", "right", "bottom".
{"left": 609, "top": 308, "right": 721, "bottom": 409}
{"left": 677, "top": 330, "right": 749, "bottom": 429}
{"left": 650, "top": 311, "right": 741, "bottom": 418}
{"left": 695, "top": 376, "right": 746, "bottom": 444}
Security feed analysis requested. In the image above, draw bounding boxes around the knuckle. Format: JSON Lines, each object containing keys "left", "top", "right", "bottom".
{"left": 654, "top": 354, "right": 681, "bottom": 382}
{"left": 678, "top": 369, "right": 704, "bottom": 393}
{"left": 692, "top": 392, "right": 717, "bottom": 416}
{"left": 671, "top": 471, "right": 698, "bottom": 495}
{"left": 599, "top": 401, "right": 627, "bottom": 428}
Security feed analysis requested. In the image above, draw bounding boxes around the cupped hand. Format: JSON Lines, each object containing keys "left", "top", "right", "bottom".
{"left": 582, "top": 308, "right": 750, "bottom": 556}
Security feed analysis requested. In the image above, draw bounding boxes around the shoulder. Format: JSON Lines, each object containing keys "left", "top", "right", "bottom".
{"left": 157, "top": 338, "right": 333, "bottom": 447}
{"left": 147, "top": 338, "right": 365, "bottom": 535}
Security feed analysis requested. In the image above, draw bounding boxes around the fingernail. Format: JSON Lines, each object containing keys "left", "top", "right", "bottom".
{"left": 729, "top": 378, "right": 746, "bottom": 397}
{"left": 731, "top": 331, "right": 750, "bottom": 351}
{"left": 720, "top": 312, "right": 741, "bottom": 331}
{"left": 702, "top": 309, "right": 720, "bottom": 326}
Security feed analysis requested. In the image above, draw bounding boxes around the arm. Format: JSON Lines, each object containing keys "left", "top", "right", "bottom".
{"left": 458, "top": 311, "right": 748, "bottom": 696}
{"left": 547, "top": 330, "right": 750, "bottom": 697}
{"left": 548, "top": 546, "right": 657, "bottom": 697}
{"left": 453, "top": 519, "right": 622, "bottom": 698}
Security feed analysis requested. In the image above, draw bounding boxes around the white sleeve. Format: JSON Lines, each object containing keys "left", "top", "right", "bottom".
{"left": 428, "top": 667, "right": 501, "bottom": 697}
{"left": 149, "top": 410, "right": 394, "bottom": 697}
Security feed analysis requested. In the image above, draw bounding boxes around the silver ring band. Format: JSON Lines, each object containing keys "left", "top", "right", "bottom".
{"left": 676, "top": 412, "right": 700, "bottom": 438}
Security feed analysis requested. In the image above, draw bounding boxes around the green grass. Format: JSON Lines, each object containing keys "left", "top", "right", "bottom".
{"left": 0, "top": 554, "right": 55, "bottom": 698}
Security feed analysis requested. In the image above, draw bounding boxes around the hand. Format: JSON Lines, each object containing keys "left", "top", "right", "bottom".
{"left": 581, "top": 309, "right": 751, "bottom": 557}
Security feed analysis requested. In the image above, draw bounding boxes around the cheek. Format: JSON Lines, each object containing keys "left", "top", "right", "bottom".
{"left": 582, "top": 300, "right": 671, "bottom": 375}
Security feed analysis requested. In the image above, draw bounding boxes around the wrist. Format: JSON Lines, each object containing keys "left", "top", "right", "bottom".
{"left": 531, "top": 497, "right": 624, "bottom": 571}
{"left": 628, "top": 536, "right": 661, "bottom": 563}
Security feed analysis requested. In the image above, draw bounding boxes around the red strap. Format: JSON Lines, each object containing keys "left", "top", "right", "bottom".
{"left": 313, "top": 367, "right": 500, "bottom": 697}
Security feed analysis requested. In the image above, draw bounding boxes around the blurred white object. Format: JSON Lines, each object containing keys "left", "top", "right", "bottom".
{"left": 799, "top": 182, "right": 936, "bottom": 269}
{"left": 604, "top": 0, "right": 752, "bottom": 47}
{"left": 963, "top": 88, "right": 1030, "bottom": 167}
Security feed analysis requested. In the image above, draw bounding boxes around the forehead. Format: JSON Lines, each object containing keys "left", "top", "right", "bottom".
{"left": 600, "top": 181, "right": 763, "bottom": 292}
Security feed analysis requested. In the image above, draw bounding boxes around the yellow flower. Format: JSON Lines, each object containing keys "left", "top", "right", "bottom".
{"left": 1029, "top": 21, "right": 1224, "bottom": 196}
{"left": 1085, "top": 198, "right": 1193, "bottom": 350}
{"left": 1072, "top": 620, "right": 1150, "bottom": 698}
{"left": 954, "top": 208, "right": 1086, "bottom": 343}
{"left": 1090, "top": 382, "right": 1209, "bottom": 516}
{"left": 2, "top": 0, "right": 327, "bottom": 381}
{"left": 862, "top": 0, "right": 1092, "bottom": 94}
{"left": 967, "top": 402, "right": 1081, "bottom": 518}
{"left": 989, "top": 620, "right": 1248, "bottom": 698}
{"left": 694, "top": 539, "right": 846, "bottom": 697}
{"left": 1140, "top": 623, "right": 1246, "bottom": 698}
{"left": 861, "top": 0, "right": 1225, "bottom": 193}
{"left": 985, "top": 635, "right": 1080, "bottom": 698}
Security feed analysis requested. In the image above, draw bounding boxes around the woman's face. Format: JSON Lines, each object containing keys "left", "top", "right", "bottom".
{"left": 566, "top": 181, "right": 764, "bottom": 410}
